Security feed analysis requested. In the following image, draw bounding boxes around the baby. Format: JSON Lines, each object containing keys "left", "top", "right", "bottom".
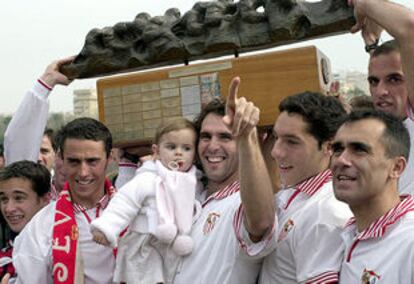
{"left": 91, "top": 118, "right": 201, "bottom": 284}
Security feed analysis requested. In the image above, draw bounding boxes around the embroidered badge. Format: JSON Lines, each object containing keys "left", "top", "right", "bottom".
{"left": 203, "top": 212, "right": 220, "bottom": 235}
{"left": 361, "top": 268, "right": 381, "bottom": 284}
{"left": 71, "top": 225, "right": 79, "bottom": 241}
{"left": 278, "top": 219, "right": 294, "bottom": 242}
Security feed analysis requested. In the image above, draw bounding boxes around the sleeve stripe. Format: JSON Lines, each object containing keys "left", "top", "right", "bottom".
{"left": 37, "top": 78, "right": 52, "bottom": 91}
{"left": 233, "top": 204, "right": 277, "bottom": 256}
{"left": 305, "top": 271, "right": 339, "bottom": 284}
{"left": 233, "top": 204, "right": 248, "bottom": 252}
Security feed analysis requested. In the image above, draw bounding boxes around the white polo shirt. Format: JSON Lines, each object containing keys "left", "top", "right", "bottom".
{"left": 400, "top": 105, "right": 414, "bottom": 195}
{"left": 242, "top": 170, "right": 353, "bottom": 283}
{"left": 13, "top": 199, "right": 116, "bottom": 284}
{"left": 173, "top": 181, "right": 262, "bottom": 284}
{"left": 340, "top": 195, "right": 414, "bottom": 283}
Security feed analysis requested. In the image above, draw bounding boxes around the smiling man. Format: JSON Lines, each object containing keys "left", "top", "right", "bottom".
{"left": 331, "top": 109, "right": 414, "bottom": 283}
{"left": 12, "top": 118, "right": 117, "bottom": 284}
{"left": 0, "top": 160, "right": 50, "bottom": 282}
{"left": 173, "top": 78, "right": 275, "bottom": 283}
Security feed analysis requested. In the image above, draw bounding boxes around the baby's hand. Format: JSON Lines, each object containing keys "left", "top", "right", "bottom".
{"left": 92, "top": 229, "right": 110, "bottom": 246}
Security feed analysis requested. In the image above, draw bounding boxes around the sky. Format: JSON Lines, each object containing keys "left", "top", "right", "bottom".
{"left": 0, "top": 0, "right": 412, "bottom": 114}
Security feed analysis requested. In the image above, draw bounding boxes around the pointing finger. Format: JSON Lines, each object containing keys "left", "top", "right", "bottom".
{"left": 223, "top": 76, "right": 241, "bottom": 127}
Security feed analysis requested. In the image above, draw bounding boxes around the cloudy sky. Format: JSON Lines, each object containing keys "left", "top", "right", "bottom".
{"left": 0, "top": 0, "right": 412, "bottom": 114}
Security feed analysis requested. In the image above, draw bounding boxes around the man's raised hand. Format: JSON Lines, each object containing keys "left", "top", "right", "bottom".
{"left": 223, "top": 77, "right": 260, "bottom": 138}
{"left": 40, "top": 56, "right": 75, "bottom": 88}
{"left": 348, "top": 0, "right": 383, "bottom": 43}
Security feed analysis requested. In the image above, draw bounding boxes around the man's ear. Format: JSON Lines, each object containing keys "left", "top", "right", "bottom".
{"left": 108, "top": 149, "right": 114, "bottom": 160}
{"left": 39, "top": 194, "right": 49, "bottom": 207}
{"left": 102, "top": 151, "right": 112, "bottom": 170}
{"left": 151, "top": 144, "right": 159, "bottom": 159}
{"left": 321, "top": 140, "right": 333, "bottom": 156}
{"left": 390, "top": 156, "right": 407, "bottom": 179}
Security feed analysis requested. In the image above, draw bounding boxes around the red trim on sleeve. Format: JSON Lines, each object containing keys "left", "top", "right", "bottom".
{"left": 37, "top": 78, "right": 53, "bottom": 91}
{"left": 305, "top": 271, "right": 339, "bottom": 284}
{"left": 233, "top": 203, "right": 276, "bottom": 256}
{"left": 233, "top": 204, "right": 247, "bottom": 251}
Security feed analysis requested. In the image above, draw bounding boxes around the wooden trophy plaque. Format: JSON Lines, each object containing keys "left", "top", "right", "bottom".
{"left": 97, "top": 45, "right": 331, "bottom": 147}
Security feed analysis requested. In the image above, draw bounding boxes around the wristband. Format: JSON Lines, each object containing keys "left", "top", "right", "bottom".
{"left": 365, "top": 39, "right": 379, "bottom": 53}
{"left": 37, "top": 78, "right": 53, "bottom": 91}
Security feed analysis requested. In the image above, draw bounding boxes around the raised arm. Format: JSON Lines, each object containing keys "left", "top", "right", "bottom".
{"left": 4, "top": 57, "right": 73, "bottom": 165}
{"left": 350, "top": 0, "right": 414, "bottom": 108}
{"left": 223, "top": 77, "right": 275, "bottom": 241}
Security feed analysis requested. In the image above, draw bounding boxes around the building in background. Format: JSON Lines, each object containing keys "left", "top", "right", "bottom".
{"left": 73, "top": 88, "right": 98, "bottom": 119}
{"left": 333, "top": 70, "right": 369, "bottom": 101}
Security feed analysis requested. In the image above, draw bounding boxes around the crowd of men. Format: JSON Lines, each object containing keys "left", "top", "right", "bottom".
{"left": 0, "top": 0, "right": 414, "bottom": 283}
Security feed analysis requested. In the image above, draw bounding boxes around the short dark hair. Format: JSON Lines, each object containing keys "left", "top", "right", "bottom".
{"left": 349, "top": 95, "right": 374, "bottom": 111}
{"left": 0, "top": 144, "right": 3, "bottom": 157}
{"left": 194, "top": 99, "right": 225, "bottom": 133}
{"left": 0, "top": 160, "right": 51, "bottom": 197}
{"left": 43, "top": 128, "right": 57, "bottom": 152}
{"left": 54, "top": 129, "right": 62, "bottom": 154}
{"left": 58, "top": 118, "right": 112, "bottom": 157}
{"left": 344, "top": 109, "right": 410, "bottom": 160}
{"left": 372, "top": 39, "right": 400, "bottom": 58}
{"left": 279, "top": 92, "right": 347, "bottom": 147}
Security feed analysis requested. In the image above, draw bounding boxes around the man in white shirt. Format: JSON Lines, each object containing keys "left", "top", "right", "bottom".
{"left": 331, "top": 109, "right": 414, "bottom": 283}
{"left": 173, "top": 77, "right": 275, "bottom": 284}
{"left": 12, "top": 117, "right": 117, "bottom": 284}
{"left": 235, "top": 91, "right": 353, "bottom": 283}
{"left": 354, "top": 0, "right": 414, "bottom": 194}
{"left": 4, "top": 58, "right": 72, "bottom": 170}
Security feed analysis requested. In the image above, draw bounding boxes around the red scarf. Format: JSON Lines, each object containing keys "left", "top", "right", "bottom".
{"left": 52, "top": 179, "right": 115, "bottom": 284}
{"left": 0, "top": 242, "right": 15, "bottom": 280}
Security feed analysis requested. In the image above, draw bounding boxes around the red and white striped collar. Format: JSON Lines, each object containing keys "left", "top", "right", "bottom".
{"left": 405, "top": 103, "right": 414, "bottom": 122}
{"left": 295, "top": 169, "right": 332, "bottom": 196}
{"left": 202, "top": 180, "right": 240, "bottom": 207}
{"left": 282, "top": 170, "right": 332, "bottom": 210}
{"left": 345, "top": 195, "right": 414, "bottom": 240}
{"left": 60, "top": 178, "right": 116, "bottom": 214}
{"left": 73, "top": 192, "right": 112, "bottom": 214}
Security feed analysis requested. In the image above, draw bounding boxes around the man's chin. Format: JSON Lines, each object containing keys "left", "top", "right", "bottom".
{"left": 376, "top": 105, "right": 395, "bottom": 115}
{"left": 72, "top": 183, "right": 95, "bottom": 194}
{"left": 10, "top": 226, "right": 23, "bottom": 234}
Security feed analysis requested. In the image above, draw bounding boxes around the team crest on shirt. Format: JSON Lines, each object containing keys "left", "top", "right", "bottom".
{"left": 278, "top": 219, "right": 294, "bottom": 242}
{"left": 203, "top": 212, "right": 221, "bottom": 235}
{"left": 361, "top": 268, "right": 381, "bottom": 284}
